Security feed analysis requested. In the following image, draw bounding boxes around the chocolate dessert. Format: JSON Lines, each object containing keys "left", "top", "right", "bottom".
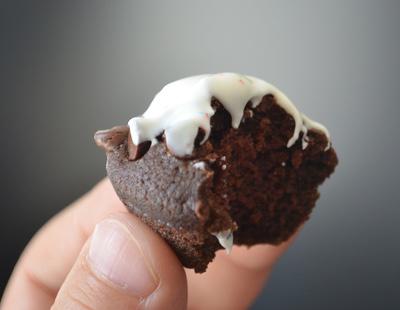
{"left": 95, "top": 73, "right": 338, "bottom": 272}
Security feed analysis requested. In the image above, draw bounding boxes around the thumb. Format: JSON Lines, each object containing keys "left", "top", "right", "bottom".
{"left": 52, "top": 213, "right": 187, "bottom": 310}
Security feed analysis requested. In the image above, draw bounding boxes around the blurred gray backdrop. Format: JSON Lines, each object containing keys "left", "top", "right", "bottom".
{"left": 1, "top": 0, "right": 399, "bottom": 309}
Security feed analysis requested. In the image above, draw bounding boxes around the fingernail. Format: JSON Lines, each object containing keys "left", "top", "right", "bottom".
{"left": 88, "top": 219, "right": 158, "bottom": 297}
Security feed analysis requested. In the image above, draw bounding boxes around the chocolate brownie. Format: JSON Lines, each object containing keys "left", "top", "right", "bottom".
{"left": 95, "top": 73, "right": 338, "bottom": 272}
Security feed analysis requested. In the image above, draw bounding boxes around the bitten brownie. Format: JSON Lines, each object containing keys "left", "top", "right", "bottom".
{"left": 95, "top": 73, "right": 338, "bottom": 273}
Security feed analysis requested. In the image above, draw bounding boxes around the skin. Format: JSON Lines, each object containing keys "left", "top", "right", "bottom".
{"left": 1, "top": 179, "right": 298, "bottom": 310}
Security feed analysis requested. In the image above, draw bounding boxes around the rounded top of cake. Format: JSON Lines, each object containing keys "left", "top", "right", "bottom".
{"left": 128, "top": 73, "right": 330, "bottom": 157}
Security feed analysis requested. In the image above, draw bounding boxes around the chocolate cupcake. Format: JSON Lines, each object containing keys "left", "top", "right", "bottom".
{"left": 95, "top": 73, "right": 338, "bottom": 273}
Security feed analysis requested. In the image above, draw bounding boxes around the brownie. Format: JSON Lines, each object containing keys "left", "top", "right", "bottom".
{"left": 95, "top": 94, "right": 338, "bottom": 273}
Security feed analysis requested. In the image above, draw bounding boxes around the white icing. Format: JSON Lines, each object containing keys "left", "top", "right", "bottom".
{"left": 301, "top": 113, "right": 331, "bottom": 151}
{"left": 212, "top": 230, "right": 233, "bottom": 254}
{"left": 128, "top": 73, "right": 331, "bottom": 156}
{"left": 281, "top": 162, "right": 286, "bottom": 167}
{"left": 302, "top": 135, "right": 309, "bottom": 150}
{"left": 193, "top": 161, "right": 206, "bottom": 169}
{"left": 301, "top": 123, "right": 309, "bottom": 150}
{"left": 221, "top": 164, "right": 227, "bottom": 170}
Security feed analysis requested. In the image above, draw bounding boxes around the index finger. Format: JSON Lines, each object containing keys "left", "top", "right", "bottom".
{"left": 186, "top": 231, "right": 299, "bottom": 309}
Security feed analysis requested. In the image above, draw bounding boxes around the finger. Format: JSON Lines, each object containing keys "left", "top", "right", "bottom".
{"left": 186, "top": 231, "right": 299, "bottom": 310}
{"left": 1, "top": 179, "right": 127, "bottom": 309}
{"left": 52, "top": 212, "right": 187, "bottom": 310}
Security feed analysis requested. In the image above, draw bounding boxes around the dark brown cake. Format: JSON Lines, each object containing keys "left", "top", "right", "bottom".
{"left": 95, "top": 94, "right": 338, "bottom": 272}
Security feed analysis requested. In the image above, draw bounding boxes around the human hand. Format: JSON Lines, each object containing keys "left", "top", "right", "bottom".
{"left": 1, "top": 179, "right": 297, "bottom": 309}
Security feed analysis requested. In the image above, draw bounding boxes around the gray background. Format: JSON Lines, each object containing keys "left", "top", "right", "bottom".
{"left": 1, "top": 0, "right": 399, "bottom": 309}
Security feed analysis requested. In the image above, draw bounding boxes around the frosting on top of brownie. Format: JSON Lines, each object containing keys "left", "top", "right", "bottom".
{"left": 212, "top": 230, "right": 233, "bottom": 254}
{"left": 128, "top": 73, "right": 330, "bottom": 156}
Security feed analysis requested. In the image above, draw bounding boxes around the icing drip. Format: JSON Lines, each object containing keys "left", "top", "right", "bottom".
{"left": 212, "top": 230, "right": 233, "bottom": 254}
{"left": 193, "top": 161, "right": 206, "bottom": 169}
{"left": 128, "top": 73, "right": 331, "bottom": 157}
{"left": 301, "top": 113, "right": 331, "bottom": 151}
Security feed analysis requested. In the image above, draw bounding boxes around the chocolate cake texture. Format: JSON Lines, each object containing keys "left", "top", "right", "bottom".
{"left": 95, "top": 73, "right": 338, "bottom": 272}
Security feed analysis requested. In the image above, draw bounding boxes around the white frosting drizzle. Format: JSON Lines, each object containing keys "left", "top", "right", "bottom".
{"left": 301, "top": 113, "right": 331, "bottom": 151}
{"left": 212, "top": 230, "right": 233, "bottom": 254}
{"left": 128, "top": 73, "right": 331, "bottom": 157}
{"left": 193, "top": 161, "right": 206, "bottom": 170}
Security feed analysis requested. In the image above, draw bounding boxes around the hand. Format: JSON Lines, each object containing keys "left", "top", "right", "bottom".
{"left": 1, "top": 179, "right": 297, "bottom": 309}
